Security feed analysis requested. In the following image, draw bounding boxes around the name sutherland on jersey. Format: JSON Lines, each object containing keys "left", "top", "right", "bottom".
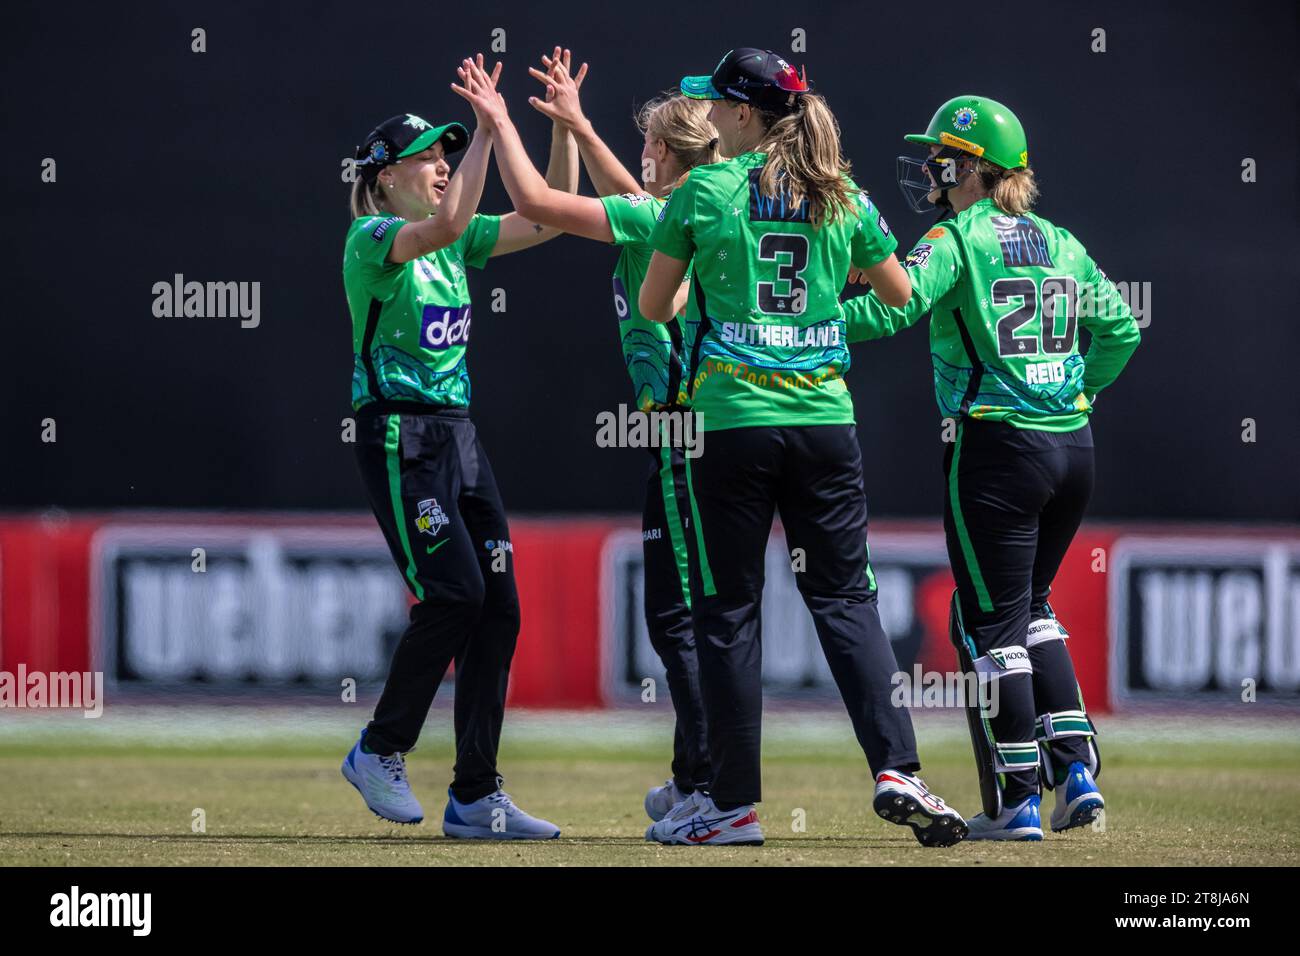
{"left": 719, "top": 321, "right": 841, "bottom": 348}
{"left": 152, "top": 274, "right": 260, "bottom": 328}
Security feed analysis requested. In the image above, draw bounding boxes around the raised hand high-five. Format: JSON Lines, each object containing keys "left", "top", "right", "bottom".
{"left": 523, "top": 48, "right": 639, "bottom": 197}
{"left": 450, "top": 54, "right": 508, "bottom": 132}
{"left": 527, "top": 46, "right": 589, "bottom": 130}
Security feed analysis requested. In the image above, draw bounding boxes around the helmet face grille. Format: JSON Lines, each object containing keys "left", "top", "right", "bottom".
{"left": 896, "top": 155, "right": 938, "bottom": 214}
{"left": 896, "top": 146, "right": 973, "bottom": 213}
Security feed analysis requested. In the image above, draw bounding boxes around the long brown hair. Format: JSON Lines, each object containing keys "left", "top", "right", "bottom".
{"left": 753, "top": 93, "right": 854, "bottom": 227}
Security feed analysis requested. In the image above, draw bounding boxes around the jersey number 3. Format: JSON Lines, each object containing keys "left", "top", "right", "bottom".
{"left": 991, "top": 276, "right": 1079, "bottom": 357}
{"left": 756, "top": 233, "right": 809, "bottom": 314}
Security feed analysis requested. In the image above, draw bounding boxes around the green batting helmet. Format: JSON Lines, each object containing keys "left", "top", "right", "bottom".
{"left": 904, "top": 95, "right": 1028, "bottom": 170}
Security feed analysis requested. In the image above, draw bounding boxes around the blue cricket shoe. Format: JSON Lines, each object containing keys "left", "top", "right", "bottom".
{"left": 967, "top": 794, "right": 1044, "bottom": 841}
{"left": 1050, "top": 761, "right": 1105, "bottom": 832}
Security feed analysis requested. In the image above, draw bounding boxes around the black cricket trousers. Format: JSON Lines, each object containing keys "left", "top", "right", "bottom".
{"left": 944, "top": 418, "right": 1095, "bottom": 805}
{"left": 684, "top": 424, "right": 920, "bottom": 808}
{"left": 353, "top": 402, "right": 519, "bottom": 804}
{"left": 642, "top": 439, "right": 711, "bottom": 794}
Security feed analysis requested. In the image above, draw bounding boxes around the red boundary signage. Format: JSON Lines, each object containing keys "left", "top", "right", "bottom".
{"left": 1, "top": 514, "right": 1297, "bottom": 712}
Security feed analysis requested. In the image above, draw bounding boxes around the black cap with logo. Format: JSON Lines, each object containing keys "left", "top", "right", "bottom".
{"left": 354, "top": 113, "right": 469, "bottom": 182}
{"left": 680, "top": 48, "right": 811, "bottom": 114}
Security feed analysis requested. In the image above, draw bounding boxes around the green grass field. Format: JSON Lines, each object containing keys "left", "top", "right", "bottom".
{"left": 1, "top": 707, "right": 1297, "bottom": 866}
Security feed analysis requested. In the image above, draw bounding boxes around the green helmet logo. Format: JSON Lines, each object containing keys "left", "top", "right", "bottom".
{"left": 905, "top": 95, "right": 1028, "bottom": 170}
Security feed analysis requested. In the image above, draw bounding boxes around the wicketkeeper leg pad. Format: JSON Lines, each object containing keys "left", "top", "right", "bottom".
{"left": 949, "top": 591, "right": 1040, "bottom": 817}
{"left": 1028, "top": 621, "right": 1100, "bottom": 789}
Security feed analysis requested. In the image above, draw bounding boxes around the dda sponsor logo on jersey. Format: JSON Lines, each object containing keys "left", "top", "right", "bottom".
{"left": 420, "top": 303, "right": 472, "bottom": 350}
{"left": 415, "top": 498, "right": 449, "bottom": 537}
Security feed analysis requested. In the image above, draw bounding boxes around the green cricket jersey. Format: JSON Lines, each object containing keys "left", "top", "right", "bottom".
{"left": 600, "top": 192, "right": 697, "bottom": 411}
{"left": 844, "top": 198, "right": 1140, "bottom": 431}
{"left": 650, "top": 151, "right": 897, "bottom": 430}
{"left": 342, "top": 212, "right": 501, "bottom": 410}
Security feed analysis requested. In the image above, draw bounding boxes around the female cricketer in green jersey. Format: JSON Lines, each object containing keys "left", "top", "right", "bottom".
{"left": 452, "top": 52, "right": 720, "bottom": 822}
{"left": 845, "top": 95, "right": 1141, "bottom": 840}
{"left": 638, "top": 48, "right": 967, "bottom": 847}
{"left": 339, "top": 54, "right": 577, "bottom": 840}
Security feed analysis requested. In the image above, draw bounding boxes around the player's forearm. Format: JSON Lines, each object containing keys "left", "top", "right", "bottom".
{"left": 671, "top": 280, "right": 690, "bottom": 318}
{"left": 491, "top": 116, "right": 556, "bottom": 222}
{"left": 639, "top": 254, "right": 689, "bottom": 324}
{"left": 572, "top": 119, "right": 643, "bottom": 197}
{"left": 844, "top": 286, "right": 930, "bottom": 344}
{"left": 1082, "top": 324, "right": 1140, "bottom": 395}
{"left": 544, "top": 120, "right": 579, "bottom": 194}
{"left": 388, "top": 133, "right": 491, "bottom": 262}
{"left": 1081, "top": 275, "right": 1141, "bottom": 394}
{"left": 412, "top": 130, "right": 492, "bottom": 253}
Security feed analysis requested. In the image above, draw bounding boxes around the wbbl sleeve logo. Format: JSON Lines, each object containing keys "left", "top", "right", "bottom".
{"left": 904, "top": 243, "right": 933, "bottom": 269}
{"left": 420, "top": 304, "right": 472, "bottom": 350}
{"left": 415, "top": 498, "right": 449, "bottom": 537}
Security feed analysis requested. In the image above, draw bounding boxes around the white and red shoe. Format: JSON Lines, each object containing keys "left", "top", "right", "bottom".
{"left": 645, "top": 793, "right": 764, "bottom": 846}
{"left": 873, "top": 770, "right": 968, "bottom": 847}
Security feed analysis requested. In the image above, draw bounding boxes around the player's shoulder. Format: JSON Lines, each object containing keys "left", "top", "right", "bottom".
{"left": 847, "top": 183, "right": 893, "bottom": 231}
{"left": 681, "top": 155, "right": 754, "bottom": 192}
{"left": 1011, "top": 209, "right": 1092, "bottom": 262}
{"left": 1029, "top": 213, "right": 1086, "bottom": 253}
{"left": 906, "top": 217, "right": 960, "bottom": 255}
{"left": 656, "top": 164, "right": 730, "bottom": 224}
{"left": 898, "top": 216, "right": 962, "bottom": 272}
{"left": 604, "top": 191, "right": 662, "bottom": 212}
{"left": 346, "top": 214, "right": 406, "bottom": 249}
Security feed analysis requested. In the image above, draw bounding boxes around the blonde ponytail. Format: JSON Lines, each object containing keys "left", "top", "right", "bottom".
{"left": 637, "top": 93, "right": 721, "bottom": 182}
{"left": 350, "top": 177, "right": 386, "bottom": 219}
{"left": 754, "top": 93, "right": 854, "bottom": 227}
{"left": 977, "top": 159, "right": 1039, "bottom": 216}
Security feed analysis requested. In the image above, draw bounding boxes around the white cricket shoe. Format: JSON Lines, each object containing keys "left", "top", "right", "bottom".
{"left": 340, "top": 729, "right": 424, "bottom": 825}
{"left": 967, "top": 795, "right": 1044, "bottom": 841}
{"left": 645, "top": 779, "right": 691, "bottom": 822}
{"left": 873, "top": 770, "right": 968, "bottom": 847}
{"left": 1050, "top": 761, "right": 1105, "bottom": 832}
{"left": 442, "top": 788, "right": 561, "bottom": 840}
{"left": 645, "top": 792, "right": 764, "bottom": 846}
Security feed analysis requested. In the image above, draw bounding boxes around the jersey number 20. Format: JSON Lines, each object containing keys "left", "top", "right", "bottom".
{"left": 991, "top": 276, "right": 1079, "bottom": 357}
